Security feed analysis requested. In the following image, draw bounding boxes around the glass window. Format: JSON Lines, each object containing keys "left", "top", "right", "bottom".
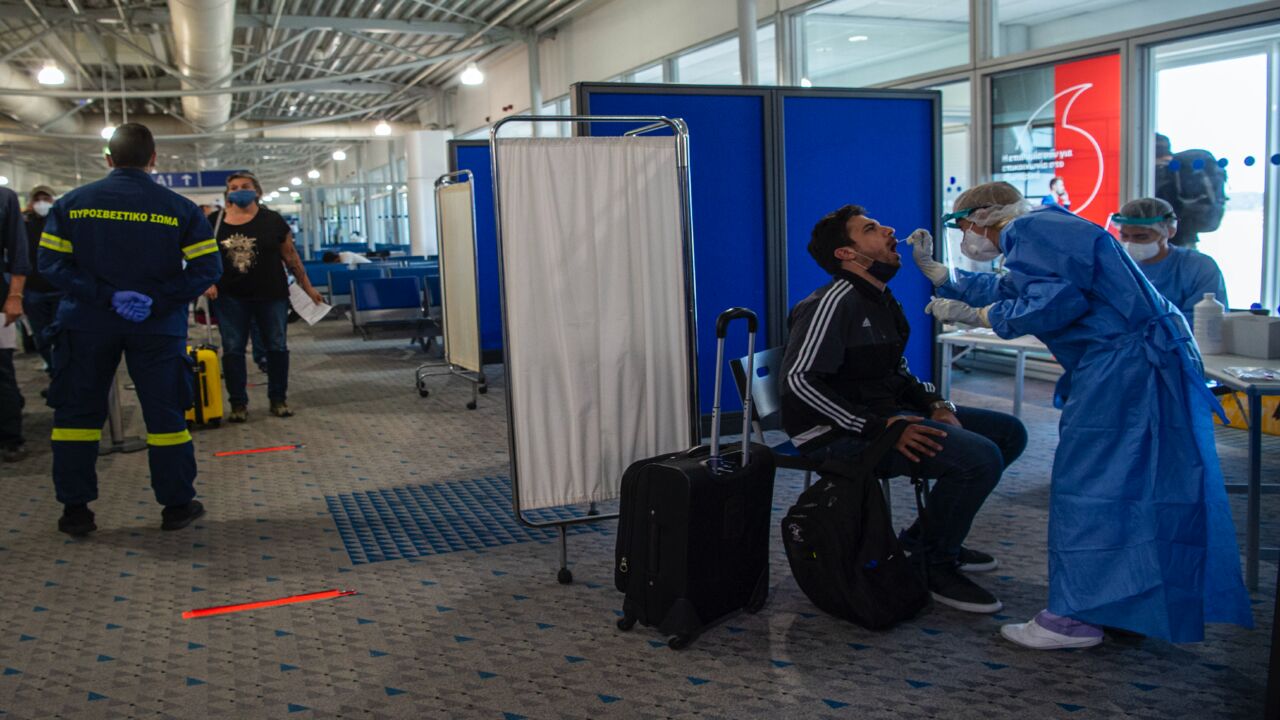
{"left": 933, "top": 80, "right": 973, "bottom": 272}
{"left": 630, "top": 64, "right": 663, "bottom": 83}
{"left": 989, "top": 54, "right": 1121, "bottom": 231}
{"left": 1150, "top": 23, "right": 1280, "bottom": 311}
{"left": 675, "top": 35, "right": 740, "bottom": 84}
{"left": 993, "top": 0, "right": 1259, "bottom": 58}
{"left": 757, "top": 22, "right": 777, "bottom": 85}
{"left": 797, "top": 0, "right": 967, "bottom": 87}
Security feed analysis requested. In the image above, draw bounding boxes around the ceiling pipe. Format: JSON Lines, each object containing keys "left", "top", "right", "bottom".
{"left": 167, "top": 0, "right": 235, "bottom": 128}
{"left": 0, "top": 62, "right": 83, "bottom": 134}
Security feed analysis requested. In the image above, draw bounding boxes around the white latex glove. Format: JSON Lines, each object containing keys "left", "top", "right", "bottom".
{"left": 925, "top": 297, "right": 992, "bottom": 328}
{"left": 907, "top": 229, "right": 950, "bottom": 287}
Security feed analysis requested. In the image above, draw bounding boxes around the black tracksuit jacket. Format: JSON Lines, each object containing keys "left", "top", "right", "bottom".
{"left": 780, "top": 269, "right": 942, "bottom": 450}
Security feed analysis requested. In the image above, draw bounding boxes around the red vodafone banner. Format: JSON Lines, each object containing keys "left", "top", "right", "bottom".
{"left": 1052, "top": 54, "right": 1121, "bottom": 228}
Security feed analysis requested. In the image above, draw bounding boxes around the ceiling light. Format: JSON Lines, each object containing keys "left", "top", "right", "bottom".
{"left": 278, "top": 186, "right": 289, "bottom": 192}
{"left": 290, "top": 176, "right": 302, "bottom": 186}
{"left": 332, "top": 149, "right": 347, "bottom": 161}
{"left": 100, "top": 125, "right": 116, "bottom": 140}
{"left": 385, "top": 184, "right": 393, "bottom": 190}
{"left": 289, "top": 105, "right": 298, "bottom": 112}
{"left": 307, "top": 168, "right": 320, "bottom": 179}
{"left": 799, "top": 78, "right": 813, "bottom": 88}
{"left": 460, "top": 62, "right": 484, "bottom": 86}
{"left": 374, "top": 121, "right": 391, "bottom": 136}
{"left": 37, "top": 62, "right": 65, "bottom": 86}
{"left": 0, "top": 176, "right": 8, "bottom": 186}
{"left": 847, "top": 35, "right": 868, "bottom": 42}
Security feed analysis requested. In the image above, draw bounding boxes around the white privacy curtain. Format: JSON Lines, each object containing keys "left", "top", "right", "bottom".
{"left": 496, "top": 137, "right": 693, "bottom": 510}
{"left": 436, "top": 181, "right": 482, "bottom": 374}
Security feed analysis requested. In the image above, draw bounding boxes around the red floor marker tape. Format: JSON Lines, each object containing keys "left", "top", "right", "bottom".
{"left": 183, "top": 589, "right": 356, "bottom": 619}
{"left": 214, "top": 444, "right": 303, "bottom": 457}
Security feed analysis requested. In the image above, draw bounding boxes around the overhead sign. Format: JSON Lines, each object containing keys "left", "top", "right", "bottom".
{"left": 151, "top": 170, "right": 249, "bottom": 189}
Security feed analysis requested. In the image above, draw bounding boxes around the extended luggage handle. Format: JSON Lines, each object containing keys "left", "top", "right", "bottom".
{"left": 710, "top": 307, "right": 757, "bottom": 470}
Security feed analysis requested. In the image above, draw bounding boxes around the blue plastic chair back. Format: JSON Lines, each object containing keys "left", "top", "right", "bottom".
{"left": 352, "top": 277, "right": 423, "bottom": 311}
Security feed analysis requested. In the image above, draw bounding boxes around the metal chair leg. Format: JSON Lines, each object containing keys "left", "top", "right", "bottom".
{"left": 881, "top": 477, "right": 893, "bottom": 517}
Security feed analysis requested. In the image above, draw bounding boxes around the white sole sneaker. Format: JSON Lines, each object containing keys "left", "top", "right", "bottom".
{"left": 1000, "top": 621, "right": 1103, "bottom": 650}
{"left": 930, "top": 592, "right": 1003, "bottom": 614}
{"left": 958, "top": 558, "right": 999, "bottom": 573}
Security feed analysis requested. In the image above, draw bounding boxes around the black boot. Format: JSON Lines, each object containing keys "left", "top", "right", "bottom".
{"left": 161, "top": 500, "right": 205, "bottom": 531}
{"left": 58, "top": 504, "right": 96, "bottom": 537}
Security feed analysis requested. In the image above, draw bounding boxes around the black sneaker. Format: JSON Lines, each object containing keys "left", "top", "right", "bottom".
{"left": 957, "top": 546, "right": 999, "bottom": 573}
{"left": 161, "top": 500, "right": 205, "bottom": 531}
{"left": 928, "top": 561, "right": 1003, "bottom": 614}
{"left": 58, "top": 504, "right": 96, "bottom": 537}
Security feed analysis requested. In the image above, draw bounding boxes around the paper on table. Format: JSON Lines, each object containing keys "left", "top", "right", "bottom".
{"left": 1225, "top": 366, "right": 1280, "bottom": 382}
{"left": 289, "top": 282, "right": 331, "bottom": 325}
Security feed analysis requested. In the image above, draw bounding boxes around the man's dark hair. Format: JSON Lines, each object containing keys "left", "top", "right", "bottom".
{"left": 1155, "top": 133, "right": 1172, "bottom": 159}
{"left": 107, "top": 123, "right": 155, "bottom": 168}
{"left": 808, "top": 204, "right": 864, "bottom": 275}
{"left": 321, "top": 251, "right": 340, "bottom": 263}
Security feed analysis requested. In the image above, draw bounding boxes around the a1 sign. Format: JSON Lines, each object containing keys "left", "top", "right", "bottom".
{"left": 151, "top": 169, "right": 248, "bottom": 189}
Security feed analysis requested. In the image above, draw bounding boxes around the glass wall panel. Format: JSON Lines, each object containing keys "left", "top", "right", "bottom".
{"left": 797, "top": 0, "right": 967, "bottom": 87}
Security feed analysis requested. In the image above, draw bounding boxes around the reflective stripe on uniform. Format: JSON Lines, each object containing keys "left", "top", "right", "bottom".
{"left": 39, "top": 232, "right": 73, "bottom": 253}
{"left": 182, "top": 238, "right": 219, "bottom": 260}
{"left": 51, "top": 428, "right": 102, "bottom": 442}
{"left": 147, "top": 429, "right": 193, "bottom": 447}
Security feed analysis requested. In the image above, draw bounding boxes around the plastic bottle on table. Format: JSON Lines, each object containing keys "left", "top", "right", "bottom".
{"left": 1193, "top": 292, "right": 1225, "bottom": 354}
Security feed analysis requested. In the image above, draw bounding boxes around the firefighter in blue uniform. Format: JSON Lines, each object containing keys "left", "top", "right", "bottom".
{"left": 38, "top": 123, "right": 222, "bottom": 536}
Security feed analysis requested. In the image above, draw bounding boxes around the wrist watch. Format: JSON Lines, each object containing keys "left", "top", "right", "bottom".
{"left": 929, "top": 400, "right": 957, "bottom": 414}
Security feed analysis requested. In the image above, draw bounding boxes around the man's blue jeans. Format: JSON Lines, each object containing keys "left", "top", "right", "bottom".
{"left": 804, "top": 406, "right": 1027, "bottom": 564}
{"left": 212, "top": 296, "right": 289, "bottom": 407}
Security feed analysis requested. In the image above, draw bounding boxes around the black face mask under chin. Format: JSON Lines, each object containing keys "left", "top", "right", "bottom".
{"left": 849, "top": 247, "right": 899, "bottom": 283}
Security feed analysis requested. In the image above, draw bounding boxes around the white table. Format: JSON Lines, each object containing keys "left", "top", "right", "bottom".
{"left": 1202, "top": 353, "right": 1280, "bottom": 591}
{"left": 937, "top": 329, "right": 1050, "bottom": 418}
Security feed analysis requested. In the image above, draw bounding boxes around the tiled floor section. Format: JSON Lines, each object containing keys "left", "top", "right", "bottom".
{"left": 0, "top": 321, "right": 1274, "bottom": 719}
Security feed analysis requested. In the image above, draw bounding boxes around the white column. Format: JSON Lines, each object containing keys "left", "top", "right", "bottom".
{"left": 737, "top": 0, "right": 758, "bottom": 85}
{"left": 405, "top": 129, "right": 451, "bottom": 257}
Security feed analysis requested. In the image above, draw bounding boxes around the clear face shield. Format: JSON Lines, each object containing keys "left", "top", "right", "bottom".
{"left": 1108, "top": 212, "right": 1175, "bottom": 262}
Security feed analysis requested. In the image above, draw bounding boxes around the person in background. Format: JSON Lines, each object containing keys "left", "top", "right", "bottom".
{"left": 22, "top": 185, "right": 60, "bottom": 376}
{"left": 1109, "top": 197, "right": 1227, "bottom": 323}
{"left": 783, "top": 204, "right": 1027, "bottom": 616}
{"left": 1, "top": 185, "right": 31, "bottom": 463}
{"left": 321, "top": 250, "right": 371, "bottom": 267}
{"left": 915, "top": 181, "right": 1251, "bottom": 649}
{"left": 1041, "top": 177, "right": 1070, "bottom": 211}
{"left": 38, "top": 123, "right": 221, "bottom": 534}
{"left": 205, "top": 171, "right": 324, "bottom": 422}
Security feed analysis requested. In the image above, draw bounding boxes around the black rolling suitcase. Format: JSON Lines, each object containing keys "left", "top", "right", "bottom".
{"left": 614, "top": 308, "right": 776, "bottom": 649}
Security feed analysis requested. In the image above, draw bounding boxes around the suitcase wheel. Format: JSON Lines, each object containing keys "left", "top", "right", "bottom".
{"left": 667, "top": 634, "right": 693, "bottom": 651}
{"left": 208, "top": 418, "right": 221, "bottom": 428}
{"left": 557, "top": 568, "right": 573, "bottom": 585}
{"left": 616, "top": 616, "right": 636, "bottom": 632}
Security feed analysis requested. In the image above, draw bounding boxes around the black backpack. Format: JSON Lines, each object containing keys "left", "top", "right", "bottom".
{"left": 1156, "top": 149, "right": 1227, "bottom": 245}
{"left": 781, "top": 424, "right": 930, "bottom": 629}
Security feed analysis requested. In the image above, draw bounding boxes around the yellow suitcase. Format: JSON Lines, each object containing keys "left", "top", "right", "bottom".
{"left": 186, "top": 345, "right": 224, "bottom": 427}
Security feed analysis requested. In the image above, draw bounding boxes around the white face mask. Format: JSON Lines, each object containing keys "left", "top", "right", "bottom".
{"left": 32, "top": 200, "right": 51, "bottom": 217}
{"left": 960, "top": 228, "right": 1001, "bottom": 261}
{"left": 1123, "top": 241, "right": 1161, "bottom": 262}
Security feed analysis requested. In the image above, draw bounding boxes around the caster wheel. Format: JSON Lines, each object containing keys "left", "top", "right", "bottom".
{"left": 667, "top": 635, "right": 692, "bottom": 650}
{"left": 418, "top": 388, "right": 429, "bottom": 398}
{"left": 208, "top": 418, "right": 221, "bottom": 429}
{"left": 616, "top": 616, "right": 636, "bottom": 632}
{"left": 478, "top": 385, "right": 488, "bottom": 395}
{"left": 466, "top": 401, "right": 477, "bottom": 410}
{"left": 557, "top": 568, "right": 573, "bottom": 585}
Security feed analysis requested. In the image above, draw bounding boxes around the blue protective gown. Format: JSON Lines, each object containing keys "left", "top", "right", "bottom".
{"left": 939, "top": 205, "right": 1252, "bottom": 642}
{"left": 1137, "top": 245, "right": 1228, "bottom": 324}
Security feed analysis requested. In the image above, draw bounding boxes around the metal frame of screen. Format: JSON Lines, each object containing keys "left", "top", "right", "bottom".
{"left": 414, "top": 169, "right": 488, "bottom": 409}
{"left": 447, "top": 139, "right": 504, "bottom": 364}
{"left": 573, "top": 82, "right": 943, "bottom": 385}
{"left": 490, "top": 115, "right": 701, "bottom": 585}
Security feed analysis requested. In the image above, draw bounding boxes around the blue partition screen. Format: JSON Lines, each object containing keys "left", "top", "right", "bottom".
{"left": 579, "top": 91, "right": 772, "bottom": 416}
{"left": 780, "top": 95, "right": 937, "bottom": 382}
{"left": 451, "top": 143, "right": 504, "bottom": 354}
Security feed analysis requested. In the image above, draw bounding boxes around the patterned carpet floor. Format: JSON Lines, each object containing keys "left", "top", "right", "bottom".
{"left": 0, "top": 321, "right": 1274, "bottom": 719}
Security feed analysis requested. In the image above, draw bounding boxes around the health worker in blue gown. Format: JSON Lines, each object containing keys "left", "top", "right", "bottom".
{"left": 1107, "top": 196, "right": 1228, "bottom": 324}
{"left": 908, "top": 181, "right": 1251, "bottom": 650}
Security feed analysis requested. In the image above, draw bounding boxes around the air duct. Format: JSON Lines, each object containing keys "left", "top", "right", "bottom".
{"left": 0, "top": 63, "right": 81, "bottom": 134}
{"left": 168, "top": 0, "right": 235, "bottom": 129}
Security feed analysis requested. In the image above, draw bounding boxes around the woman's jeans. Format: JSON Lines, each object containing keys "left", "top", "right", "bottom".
{"left": 212, "top": 296, "right": 289, "bottom": 406}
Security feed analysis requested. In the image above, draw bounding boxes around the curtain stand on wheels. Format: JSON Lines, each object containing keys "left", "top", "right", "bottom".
{"left": 416, "top": 169, "right": 488, "bottom": 409}
{"left": 491, "top": 114, "right": 700, "bottom": 585}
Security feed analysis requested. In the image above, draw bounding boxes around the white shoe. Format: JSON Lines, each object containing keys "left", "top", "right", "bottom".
{"left": 1001, "top": 615, "right": 1103, "bottom": 650}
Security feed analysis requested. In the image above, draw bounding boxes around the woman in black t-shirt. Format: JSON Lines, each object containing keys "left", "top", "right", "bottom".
{"left": 203, "top": 171, "right": 324, "bottom": 422}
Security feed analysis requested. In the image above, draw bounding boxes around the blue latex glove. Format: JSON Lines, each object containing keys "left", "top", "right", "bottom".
{"left": 112, "top": 291, "right": 153, "bottom": 323}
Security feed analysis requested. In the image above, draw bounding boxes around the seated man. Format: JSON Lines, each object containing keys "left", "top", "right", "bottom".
{"left": 1109, "top": 197, "right": 1227, "bottom": 323}
{"left": 780, "top": 204, "right": 1027, "bottom": 614}
{"left": 321, "top": 250, "right": 372, "bottom": 267}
